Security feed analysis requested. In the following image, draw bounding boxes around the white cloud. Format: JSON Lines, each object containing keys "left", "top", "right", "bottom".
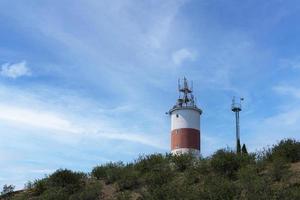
{"left": 0, "top": 61, "right": 31, "bottom": 78}
{"left": 172, "top": 48, "right": 196, "bottom": 66}
{"left": 247, "top": 109, "right": 300, "bottom": 150}
{"left": 95, "top": 131, "right": 166, "bottom": 149}
{"left": 0, "top": 104, "right": 80, "bottom": 133}
{"left": 0, "top": 82, "right": 165, "bottom": 149}
{"left": 29, "top": 169, "right": 55, "bottom": 174}
{"left": 0, "top": 102, "right": 165, "bottom": 149}
{"left": 273, "top": 85, "right": 300, "bottom": 99}
{"left": 240, "top": 84, "right": 300, "bottom": 152}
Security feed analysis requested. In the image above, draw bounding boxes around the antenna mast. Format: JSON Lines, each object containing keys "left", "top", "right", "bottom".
{"left": 231, "top": 96, "right": 244, "bottom": 153}
{"left": 176, "top": 77, "right": 196, "bottom": 107}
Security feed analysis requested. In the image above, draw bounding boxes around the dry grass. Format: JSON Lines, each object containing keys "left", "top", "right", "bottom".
{"left": 289, "top": 162, "right": 300, "bottom": 184}
{"left": 291, "top": 162, "right": 300, "bottom": 173}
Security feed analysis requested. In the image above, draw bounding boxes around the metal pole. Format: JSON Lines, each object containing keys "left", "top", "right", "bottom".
{"left": 237, "top": 111, "right": 240, "bottom": 141}
{"left": 235, "top": 111, "right": 238, "bottom": 152}
{"left": 235, "top": 111, "right": 240, "bottom": 153}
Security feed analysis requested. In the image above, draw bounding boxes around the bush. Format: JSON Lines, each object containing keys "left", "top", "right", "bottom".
{"left": 6, "top": 138, "right": 300, "bottom": 200}
{"left": 210, "top": 148, "right": 256, "bottom": 179}
{"left": 38, "top": 187, "right": 69, "bottom": 200}
{"left": 271, "top": 139, "right": 300, "bottom": 163}
{"left": 170, "top": 153, "right": 197, "bottom": 172}
{"left": 92, "top": 162, "right": 124, "bottom": 184}
{"left": 141, "top": 178, "right": 195, "bottom": 200}
{"left": 237, "top": 165, "right": 272, "bottom": 199}
{"left": 272, "top": 183, "right": 300, "bottom": 200}
{"left": 69, "top": 181, "right": 102, "bottom": 200}
{"left": 47, "top": 169, "right": 86, "bottom": 194}
{"left": 48, "top": 169, "right": 86, "bottom": 187}
{"left": 24, "top": 181, "right": 34, "bottom": 190}
{"left": 269, "top": 157, "right": 291, "bottom": 182}
{"left": 134, "top": 154, "right": 170, "bottom": 174}
{"left": 210, "top": 149, "right": 241, "bottom": 179}
{"left": 1, "top": 184, "right": 15, "bottom": 195}
{"left": 116, "top": 165, "right": 140, "bottom": 190}
{"left": 199, "top": 174, "right": 238, "bottom": 200}
{"left": 32, "top": 179, "right": 47, "bottom": 196}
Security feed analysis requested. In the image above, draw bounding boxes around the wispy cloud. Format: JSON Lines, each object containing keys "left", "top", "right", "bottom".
{"left": 240, "top": 84, "right": 300, "bottom": 151}
{"left": 0, "top": 61, "right": 31, "bottom": 78}
{"left": 0, "top": 85, "right": 165, "bottom": 149}
{"left": 246, "top": 108, "right": 300, "bottom": 151}
{"left": 95, "top": 131, "right": 166, "bottom": 150}
{"left": 172, "top": 48, "right": 196, "bottom": 66}
{"left": 273, "top": 85, "right": 300, "bottom": 99}
{"left": 0, "top": 104, "right": 80, "bottom": 133}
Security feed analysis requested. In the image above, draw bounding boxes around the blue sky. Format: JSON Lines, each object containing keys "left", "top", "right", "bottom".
{"left": 1, "top": 0, "right": 300, "bottom": 188}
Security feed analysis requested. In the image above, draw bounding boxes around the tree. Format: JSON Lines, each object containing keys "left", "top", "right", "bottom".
{"left": 210, "top": 149, "right": 240, "bottom": 179}
{"left": 1, "top": 184, "right": 15, "bottom": 195}
{"left": 242, "top": 144, "right": 248, "bottom": 155}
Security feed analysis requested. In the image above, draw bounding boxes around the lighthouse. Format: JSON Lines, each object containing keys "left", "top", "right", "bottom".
{"left": 168, "top": 78, "right": 202, "bottom": 156}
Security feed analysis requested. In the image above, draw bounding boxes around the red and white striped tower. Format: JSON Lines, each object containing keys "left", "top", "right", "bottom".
{"left": 168, "top": 78, "right": 202, "bottom": 156}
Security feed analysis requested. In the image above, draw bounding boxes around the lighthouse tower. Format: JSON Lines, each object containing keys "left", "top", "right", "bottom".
{"left": 168, "top": 78, "right": 202, "bottom": 156}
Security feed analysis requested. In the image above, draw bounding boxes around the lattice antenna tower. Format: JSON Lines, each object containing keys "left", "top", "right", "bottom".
{"left": 177, "top": 77, "right": 196, "bottom": 107}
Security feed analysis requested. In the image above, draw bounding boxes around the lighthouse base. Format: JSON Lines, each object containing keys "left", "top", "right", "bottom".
{"left": 171, "top": 148, "right": 200, "bottom": 157}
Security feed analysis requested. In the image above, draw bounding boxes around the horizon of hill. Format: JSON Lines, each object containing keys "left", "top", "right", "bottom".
{"left": 1, "top": 138, "right": 300, "bottom": 200}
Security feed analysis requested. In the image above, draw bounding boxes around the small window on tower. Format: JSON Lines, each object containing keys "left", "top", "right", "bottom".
{"left": 176, "top": 144, "right": 179, "bottom": 148}
{"left": 176, "top": 114, "right": 179, "bottom": 118}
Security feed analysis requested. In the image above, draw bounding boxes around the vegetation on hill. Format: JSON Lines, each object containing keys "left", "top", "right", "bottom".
{"left": 1, "top": 138, "right": 300, "bottom": 200}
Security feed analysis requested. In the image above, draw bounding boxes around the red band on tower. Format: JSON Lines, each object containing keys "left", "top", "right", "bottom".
{"left": 171, "top": 128, "right": 200, "bottom": 150}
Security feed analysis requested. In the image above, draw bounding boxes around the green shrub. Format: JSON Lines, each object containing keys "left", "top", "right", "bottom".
{"left": 272, "top": 183, "right": 300, "bottom": 200}
{"left": 32, "top": 179, "right": 47, "bottom": 196}
{"left": 199, "top": 174, "right": 238, "bottom": 200}
{"left": 69, "top": 181, "right": 102, "bottom": 200}
{"left": 237, "top": 165, "right": 272, "bottom": 199}
{"left": 269, "top": 157, "right": 291, "bottom": 182}
{"left": 6, "top": 138, "right": 300, "bottom": 200}
{"left": 47, "top": 169, "right": 86, "bottom": 194}
{"left": 170, "top": 153, "right": 196, "bottom": 172}
{"left": 210, "top": 149, "right": 241, "bottom": 179}
{"left": 11, "top": 192, "right": 32, "bottom": 200}
{"left": 92, "top": 162, "right": 124, "bottom": 184}
{"left": 1, "top": 184, "right": 15, "bottom": 195}
{"left": 48, "top": 169, "right": 86, "bottom": 187}
{"left": 210, "top": 148, "right": 256, "bottom": 179}
{"left": 116, "top": 166, "right": 140, "bottom": 190}
{"left": 134, "top": 154, "right": 171, "bottom": 174}
{"left": 271, "top": 139, "right": 300, "bottom": 163}
{"left": 38, "top": 187, "right": 69, "bottom": 200}
{"left": 91, "top": 165, "right": 107, "bottom": 180}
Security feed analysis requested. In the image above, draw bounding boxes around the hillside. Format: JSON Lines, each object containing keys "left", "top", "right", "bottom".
{"left": 1, "top": 138, "right": 300, "bottom": 200}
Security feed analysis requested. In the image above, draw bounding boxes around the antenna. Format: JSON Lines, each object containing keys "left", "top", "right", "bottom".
{"left": 231, "top": 96, "right": 244, "bottom": 153}
{"left": 176, "top": 77, "right": 196, "bottom": 107}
